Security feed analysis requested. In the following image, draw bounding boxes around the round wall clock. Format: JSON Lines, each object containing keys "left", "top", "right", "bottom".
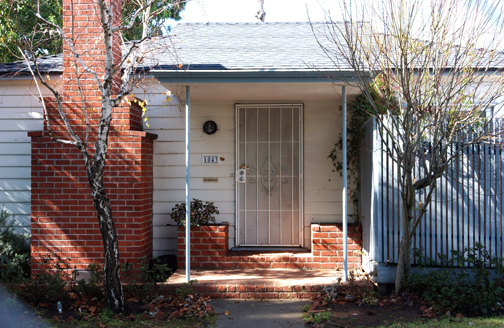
{"left": 203, "top": 120, "right": 217, "bottom": 135}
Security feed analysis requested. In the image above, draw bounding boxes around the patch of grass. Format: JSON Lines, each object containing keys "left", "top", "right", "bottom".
{"left": 376, "top": 315, "right": 504, "bottom": 328}
{"left": 302, "top": 310, "right": 332, "bottom": 324}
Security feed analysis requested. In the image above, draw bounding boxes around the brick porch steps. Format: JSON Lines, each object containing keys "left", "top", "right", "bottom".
{"left": 163, "top": 268, "right": 343, "bottom": 299}
{"left": 177, "top": 224, "right": 362, "bottom": 270}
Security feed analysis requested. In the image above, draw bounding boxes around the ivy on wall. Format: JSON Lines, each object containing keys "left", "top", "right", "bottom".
{"left": 329, "top": 81, "right": 392, "bottom": 222}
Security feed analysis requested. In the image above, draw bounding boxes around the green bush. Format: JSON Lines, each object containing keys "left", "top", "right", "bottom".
{"left": 170, "top": 198, "right": 219, "bottom": 227}
{"left": 405, "top": 244, "right": 504, "bottom": 315}
{"left": 0, "top": 210, "right": 30, "bottom": 282}
{"left": 18, "top": 253, "right": 74, "bottom": 305}
{"left": 121, "top": 256, "right": 171, "bottom": 302}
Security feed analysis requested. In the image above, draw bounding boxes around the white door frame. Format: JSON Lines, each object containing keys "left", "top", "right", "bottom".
{"left": 234, "top": 103, "right": 304, "bottom": 247}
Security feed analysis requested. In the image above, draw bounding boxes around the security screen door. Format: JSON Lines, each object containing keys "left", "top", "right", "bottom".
{"left": 235, "top": 104, "right": 303, "bottom": 246}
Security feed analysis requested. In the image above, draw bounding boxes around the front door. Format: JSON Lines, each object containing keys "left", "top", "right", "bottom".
{"left": 235, "top": 104, "right": 303, "bottom": 246}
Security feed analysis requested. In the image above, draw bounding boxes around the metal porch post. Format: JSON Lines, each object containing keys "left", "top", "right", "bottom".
{"left": 185, "top": 86, "right": 191, "bottom": 282}
{"left": 342, "top": 85, "right": 348, "bottom": 281}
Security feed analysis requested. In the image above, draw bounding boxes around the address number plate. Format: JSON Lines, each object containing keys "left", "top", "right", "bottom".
{"left": 202, "top": 155, "right": 220, "bottom": 164}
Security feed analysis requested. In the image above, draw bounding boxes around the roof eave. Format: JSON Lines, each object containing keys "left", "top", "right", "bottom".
{"left": 151, "top": 69, "right": 369, "bottom": 83}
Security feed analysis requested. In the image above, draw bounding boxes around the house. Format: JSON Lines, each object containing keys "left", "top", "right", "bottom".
{"left": 0, "top": 1, "right": 364, "bottom": 282}
{"left": 2, "top": 0, "right": 503, "bottom": 288}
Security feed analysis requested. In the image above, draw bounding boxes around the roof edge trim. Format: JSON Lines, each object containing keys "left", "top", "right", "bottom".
{"left": 151, "top": 69, "right": 368, "bottom": 83}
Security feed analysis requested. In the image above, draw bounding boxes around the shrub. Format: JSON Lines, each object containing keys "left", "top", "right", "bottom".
{"left": 0, "top": 210, "right": 30, "bottom": 282}
{"left": 73, "top": 263, "right": 105, "bottom": 300}
{"left": 404, "top": 244, "right": 504, "bottom": 315}
{"left": 170, "top": 198, "right": 219, "bottom": 227}
{"left": 18, "top": 253, "right": 74, "bottom": 305}
{"left": 121, "top": 256, "right": 171, "bottom": 302}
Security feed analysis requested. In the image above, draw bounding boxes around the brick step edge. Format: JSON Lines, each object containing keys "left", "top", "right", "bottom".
{"left": 162, "top": 283, "right": 323, "bottom": 299}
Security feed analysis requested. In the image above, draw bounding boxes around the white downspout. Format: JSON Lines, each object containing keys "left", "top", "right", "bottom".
{"left": 342, "top": 85, "right": 348, "bottom": 282}
{"left": 185, "top": 86, "right": 191, "bottom": 282}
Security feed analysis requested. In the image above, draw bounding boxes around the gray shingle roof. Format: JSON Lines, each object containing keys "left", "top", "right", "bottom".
{"left": 0, "top": 54, "right": 62, "bottom": 76}
{"left": 158, "top": 22, "right": 347, "bottom": 71}
{"left": 0, "top": 22, "right": 346, "bottom": 75}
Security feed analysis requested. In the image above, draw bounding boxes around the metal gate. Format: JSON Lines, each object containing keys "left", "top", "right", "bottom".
{"left": 235, "top": 104, "right": 303, "bottom": 246}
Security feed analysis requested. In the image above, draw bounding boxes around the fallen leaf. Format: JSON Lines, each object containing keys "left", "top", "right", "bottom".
{"left": 421, "top": 312, "right": 435, "bottom": 318}
{"left": 308, "top": 300, "right": 320, "bottom": 311}
{"left": 224, "top": 310, "right": 230, "bottom": 316}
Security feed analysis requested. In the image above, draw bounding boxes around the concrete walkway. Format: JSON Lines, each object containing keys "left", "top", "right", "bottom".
{"left": 212, "top": 298, "right": 310, "bottom": 328}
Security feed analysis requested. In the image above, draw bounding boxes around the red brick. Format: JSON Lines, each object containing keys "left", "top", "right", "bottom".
{"left": 30, "top": 3, "right": 155, "bottom": 274}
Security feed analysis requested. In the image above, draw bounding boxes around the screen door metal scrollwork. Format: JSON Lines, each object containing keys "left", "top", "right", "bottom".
{"left": 235, "top": 104, "right": 303, "bottom": 246}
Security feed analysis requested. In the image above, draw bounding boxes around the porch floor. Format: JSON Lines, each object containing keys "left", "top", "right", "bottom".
{"left": 163, "top": 268, "right": 344, "bottom": 299}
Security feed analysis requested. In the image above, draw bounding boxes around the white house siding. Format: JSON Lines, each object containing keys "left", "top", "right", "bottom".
{"left": 145, "top": 95, "right": 352, "bottom": 256}
{"left": 0, "top": 78, "right": 45, "bottom": 231}
{"left": 0, "top": 77, "right": 352, "bottom": 254}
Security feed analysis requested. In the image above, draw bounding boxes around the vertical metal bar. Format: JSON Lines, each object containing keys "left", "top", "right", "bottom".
{"left": 497, "top": 142, "right": 503, "bottom": 257}
{"left": 450, "top": 143, "right": 454, "bottom": 261}
{"left": 435, "top": 148, "right": 439, "bottom": 264}
{"left": 268, "top": 107, "right": 271, "bottom": 245}
{"left": 280, "top": 108, "right": 283, "bottom": 244}
{"left": 292, "top": 106, "right": 294, "bottom": 244}
{"left": 235, "top": 106, "right": 239, "bottom": 246}
{"left": 484, "top": 144, "right": 488, "bottom": 254}
{"left": 478, "top": 144, "right": 482, "bottom": 252}
{"left": 456, "top": 143, "right": 460, "bottom": 257}
{"left": 244, "top": 108, "right": 247, "bottom": 245}
{"left": 300, "top": 106, "right": 304, "bottom": 247}
{"left": 494, "top": 143, "right": 498, "bottom": 260}
{"left": 499, "top": 138, "right": 504, "bottom": 257}
{"left": 468, "top": 144, "right": 477, "bottom": 256}
{"left": 256, "top": 109, "right": 259, "bottom": 244}
{"left": 185, "top": 86, "right": 191, "bottom": 283}
{"left": 385, "top": 135, "right": 394, "bottom": 261}
{"left": 342, "top": 85, "right": 348, "bottom": 281}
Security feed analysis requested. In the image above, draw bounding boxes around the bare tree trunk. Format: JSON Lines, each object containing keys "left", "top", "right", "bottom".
{"left": 89, "top": 174, "right": 125, "bottom": 313}
{"left": 395, "top": 169, "right": 415, "bottom": 294}
{"left": 395, "top": 214, "right": 412, "bottom": 293}
{"left": 87, "top": 99, "right": 125, "bottom": 312}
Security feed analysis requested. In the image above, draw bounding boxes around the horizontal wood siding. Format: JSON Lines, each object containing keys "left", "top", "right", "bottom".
{"left": 302, "top": 101, "right": 350, "bottom": 248}
{"left": 143, "top": 93, "right": 235, "bottom": 257}
{"left": 0, "top": 79, "right": 45, "bottom": 229}
{"left": 145, "top": 97, "right": 349, "bottom": 255}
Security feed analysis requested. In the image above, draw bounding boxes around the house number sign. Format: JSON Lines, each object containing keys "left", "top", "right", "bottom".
{"left": 202, "top": 154, "right": 220, "bottom": 164}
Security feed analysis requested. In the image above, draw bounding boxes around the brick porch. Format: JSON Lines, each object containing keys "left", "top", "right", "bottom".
{"left": 164, "top": 268, "right": 343, "bottom": 299}
{"left": 177, "top": 223, "right": 362, "bottom": 270}
{"left": 171, "top": 223, "right": 362, "bottom": 298}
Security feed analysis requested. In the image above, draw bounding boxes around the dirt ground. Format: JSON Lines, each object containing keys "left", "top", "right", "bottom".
{"left": 304, "top": 292, "right": 436, "bottom": 328}
{"left": 322, "top": 299, "right": 427, "bottom": 327}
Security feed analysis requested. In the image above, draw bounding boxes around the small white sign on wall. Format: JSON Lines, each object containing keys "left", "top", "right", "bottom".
{"left": 202, "top": 154, "right": 220, "bottom": 165}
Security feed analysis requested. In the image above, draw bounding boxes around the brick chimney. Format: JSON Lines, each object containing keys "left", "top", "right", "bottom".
{"left": 30, "top": 0, "right": 157, "bottom": 275}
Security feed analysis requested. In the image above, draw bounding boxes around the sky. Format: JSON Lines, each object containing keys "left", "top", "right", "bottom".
{"left": 172, "top": 0, "right": 333, "bottom": 24}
